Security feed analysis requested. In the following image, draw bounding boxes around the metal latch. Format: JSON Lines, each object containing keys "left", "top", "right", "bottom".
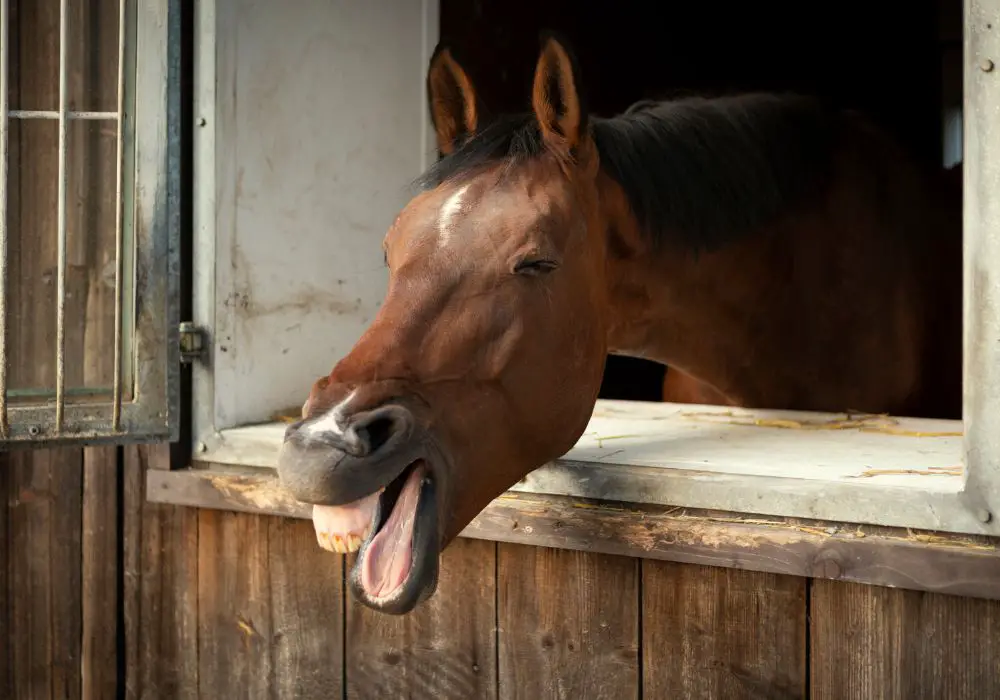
{"left": 179, "top": 322, "right": 208, "bottom": 364}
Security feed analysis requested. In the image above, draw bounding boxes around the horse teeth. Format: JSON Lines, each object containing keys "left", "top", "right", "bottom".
{"left": 316, "top": 530, "right": 367, "bottom": 554}
{"left": 316, "top": 531, "right": 335, "bottom": 553}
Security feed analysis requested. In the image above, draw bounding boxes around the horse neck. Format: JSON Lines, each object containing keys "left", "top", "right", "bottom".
{"left": 591, "top": 123, "right": 962, "bottom": 417}
{"left": 602, "top": 224, "right": 780, "bottom": 406}
{"left": 595, "top": 177, "right": 930, "bottom": 414}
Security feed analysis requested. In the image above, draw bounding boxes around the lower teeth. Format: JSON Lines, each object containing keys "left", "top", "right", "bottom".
{"left": 313, "top": 484, "right": 385, "bottom": 554}
{"left": 316, "top": 522, "right": 372, "bottom": 554}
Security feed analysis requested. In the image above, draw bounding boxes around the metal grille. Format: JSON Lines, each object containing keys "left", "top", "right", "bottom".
{"left": 0, "top": 0, "right": 180, "bottom": 448}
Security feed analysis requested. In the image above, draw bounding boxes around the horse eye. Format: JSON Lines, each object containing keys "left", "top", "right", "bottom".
{"left": 513, "top": 258, "right": 559, "bottom": 276}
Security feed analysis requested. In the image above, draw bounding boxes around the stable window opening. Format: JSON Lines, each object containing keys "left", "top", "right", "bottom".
{"left": 171, "top": 0, "right": 1000, "bottom": 542}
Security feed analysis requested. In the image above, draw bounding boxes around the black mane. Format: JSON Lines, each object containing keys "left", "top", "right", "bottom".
{"left": 414, "top": 93, "right": 841, "bottom": 250}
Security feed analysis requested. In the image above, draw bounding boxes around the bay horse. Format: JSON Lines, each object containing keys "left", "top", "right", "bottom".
{"left": 662, "top": 367, "right": 732, "bottom": 405}
{"left": 277, "top": 34, "right": 963, "bottom": 614}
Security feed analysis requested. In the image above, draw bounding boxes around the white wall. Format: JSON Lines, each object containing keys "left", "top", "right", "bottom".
{"left": 196, "top": 0, "right": 439, "bottom": 432}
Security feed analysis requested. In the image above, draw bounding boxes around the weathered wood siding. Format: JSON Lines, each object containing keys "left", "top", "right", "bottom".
{"left": 8, "top": 440, "right": 1000, "bottom": 699}
{"left": 118, "top": 449, "right": 1000, "bottom": 700}
{"left": 1, "top": 0, "right": 121, "bottom": 697}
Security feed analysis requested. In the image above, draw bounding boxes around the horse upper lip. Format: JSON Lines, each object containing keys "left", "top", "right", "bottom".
{"left": 278, "top": 426, "right": 428, "bottom": 507}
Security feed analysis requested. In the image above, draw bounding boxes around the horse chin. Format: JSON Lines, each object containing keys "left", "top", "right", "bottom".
{"left": 345, "top": 459, "right": 441, "bottom": 614}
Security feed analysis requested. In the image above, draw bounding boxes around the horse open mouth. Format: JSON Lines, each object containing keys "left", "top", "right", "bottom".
{"left": 310, "top": 459, "right": 439, "bottom": 613}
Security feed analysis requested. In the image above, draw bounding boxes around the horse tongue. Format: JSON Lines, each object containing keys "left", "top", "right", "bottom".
{"left": 312, "top": 493, "right": 380, "bottom": 553}
{"left": 360, "top": 464, "right": 425, "bottom": 599}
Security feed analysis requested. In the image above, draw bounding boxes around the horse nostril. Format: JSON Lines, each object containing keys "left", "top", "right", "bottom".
{"left": 350, "top": 405, "right": 414, "bottom": 457}
{"left": 357, "top": 416, "right": 396, "bottom": 454}
{"left": 285, "top": 403, "right": 414, "bottom": 458}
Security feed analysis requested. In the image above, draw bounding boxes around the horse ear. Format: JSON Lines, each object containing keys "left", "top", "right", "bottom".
{"left": 530, "top": 32, "right": 589, "bottom": 160}
{"left": 427, "top": 44, "right": 479, "bottom": 156}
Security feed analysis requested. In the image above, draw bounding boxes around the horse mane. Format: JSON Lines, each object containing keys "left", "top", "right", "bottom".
{"left": 414, "top": 92, "right": 842, "bottom": 251}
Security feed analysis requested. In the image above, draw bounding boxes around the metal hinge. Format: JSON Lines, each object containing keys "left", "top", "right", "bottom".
{"left": 179, "top": 322, "right": 208, "bottom": 364}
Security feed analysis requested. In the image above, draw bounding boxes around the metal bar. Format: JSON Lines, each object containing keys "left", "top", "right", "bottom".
{"left": 54, "top": 0, "right": 69, "bottom": 430}
{"left": 8, "top": 385, "right": 113, "bottom": 399}
{"left": 963, "top": 0, "right": 1000, "bottom": 533}
{"left": 8, "top": 109, "right": 118, "bottom": 120}
{"left": 111, "top": 0, "right": 127, "bottom": 429}
{"left": 0, "top": 0, "right": 9, "bottom": 437}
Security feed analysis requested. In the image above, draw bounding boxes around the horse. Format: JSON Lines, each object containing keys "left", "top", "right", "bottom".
{"left": 661, "top": 366, "right": 733, "bottom": 405}
{"left": 276, "top": 33, "right": 963, "bottom": 615}
{"left": 660, "top": 159, "right": 964, "bottom": 408}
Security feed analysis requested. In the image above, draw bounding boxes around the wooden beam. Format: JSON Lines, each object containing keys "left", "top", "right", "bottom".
{"left": 148, "top": 465, "right": 1000, "bottom": 603}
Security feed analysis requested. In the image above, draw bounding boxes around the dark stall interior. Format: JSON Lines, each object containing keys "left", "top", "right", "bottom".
{"left": 438, "top": 0, "right": 963, "bottom": 403}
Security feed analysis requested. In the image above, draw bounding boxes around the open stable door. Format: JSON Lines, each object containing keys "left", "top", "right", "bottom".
{"left": 188, "top": 0, "right": 440, "bottom": 454}
{"left": 0, "top": 0, "right": 181, "bottom": 448}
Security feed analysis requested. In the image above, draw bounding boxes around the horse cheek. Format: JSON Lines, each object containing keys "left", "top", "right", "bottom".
{"left": 482, "top": 315, "right": 526, "bottom": 384}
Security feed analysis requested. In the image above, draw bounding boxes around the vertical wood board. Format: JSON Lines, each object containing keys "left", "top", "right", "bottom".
{"left": 346, "top": 538, "right": 498, "bottom": 700}
{"left": 810, "top": 580, "right": 1000, "bottom": 699}
{"left": 497, "top": 544, "right": 640, "bottom": 700}
{"left": 641, "top": 561, "right": 807, "bottom": 700}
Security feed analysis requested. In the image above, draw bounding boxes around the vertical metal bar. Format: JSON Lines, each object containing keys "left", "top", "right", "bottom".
{"left": 0, "top": 0, "right": 8, "bottom": 437}
{"left": 54, "top": 0, "right": 69, "bottom": 430}
{"left": 111, "top": 0, "right": 127, "bottom": 430}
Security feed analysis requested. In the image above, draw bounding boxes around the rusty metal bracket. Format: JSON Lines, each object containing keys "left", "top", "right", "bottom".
{"left": 179, "top": 322, "right": 208, "bottom": 364}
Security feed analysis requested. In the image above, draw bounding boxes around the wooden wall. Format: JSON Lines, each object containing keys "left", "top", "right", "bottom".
{"left": 115, "top": 447, "right": 1000, "bottom": 700}
{"left": 1, "top": 0, "right": 122, "bottom": 697}
{"left": 8, "top": 437, "right": 1000, "bottom": 699}
{"left": 6, "top": 0, "right": 1000, "bottom": 698}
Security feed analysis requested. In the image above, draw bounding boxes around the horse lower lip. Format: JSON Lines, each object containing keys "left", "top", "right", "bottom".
{"left": 349, "top": 459, "right": 440, "bottom": 613}
{"left": 359, "top": 462, "right": 427, "bottom": 599}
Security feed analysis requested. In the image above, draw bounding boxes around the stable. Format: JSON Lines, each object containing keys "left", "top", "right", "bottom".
{"left": 1, "top": 0, "right": 999, "bottom": 697}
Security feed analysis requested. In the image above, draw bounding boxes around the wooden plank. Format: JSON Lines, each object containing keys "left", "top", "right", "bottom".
{"left": 3, "top": 0, "right": 92, "bottom": 693}
{"left": 196, "top": 510, "right": 274, "bottom": 696}
{"left": 467, "top": 493, "right": 1000, "bottom": 602}
{"left": 497, "top": 544, "right": 639, "bottom": 700}
{"left": 81, "top": 446, "right": 120, "bottom": 700}
{"left": 345, "top": 538, "right": 497, "bottom": 700}
{"left": 810, "top": 580, "right": 1000, "bottom": 699}
{"left": 49, "top": 452, "right": 85, "bottom": 700}
{"left": 0, "top": 454, "right": 10, "bottom": 697}
{"left": 74, "top": 0, "right": 126, "bottom": 693}
{"left": 7, "top": 448, "right": 84, "bottom": 699}
{"left": 148, "top": 465, "right": 311, "bottom": 518}
{"left": 148, "top": 468, "right": 1000, "bottom": 603}
{"left": 8, "top": 0, "right": 57, "bottom": 396}
{"left": 7, "top": 450, "right": 56, "bottom": 699}
{"left": 123, "top": 444, "right": 200, "bottom": 699}
{"left": 266, "top": 516, "right": 345, "bottom": 699}
{"left": 195, "top": 509, "right": 344, "bottom": 697}
{"left": 643, "top": 561, "right": 806, "bottom": 699}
